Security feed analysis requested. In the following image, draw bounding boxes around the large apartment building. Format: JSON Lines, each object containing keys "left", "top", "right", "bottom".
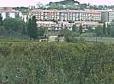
{"left": 30, "top": 9, "right": 103, "bottom": 30}
{"left": 30, "top": 9, "right": 101, "bottom": 22}
{"left": 30, "top": 9, "right": 114, "bottom": 30}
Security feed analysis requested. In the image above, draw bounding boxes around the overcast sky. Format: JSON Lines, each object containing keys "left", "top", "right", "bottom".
{"left": 0, "top": 0, "right": 113, "bottom": 7}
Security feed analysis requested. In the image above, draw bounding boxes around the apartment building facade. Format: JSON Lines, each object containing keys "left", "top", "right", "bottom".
{"left": 30, "top": 9, "right": 103, "bottom": 30}
{"left": 30, "top": 9, "right": 101, "bottom": 22}
{"left": 30, "top": 9, "right": 114, "bottom": 32}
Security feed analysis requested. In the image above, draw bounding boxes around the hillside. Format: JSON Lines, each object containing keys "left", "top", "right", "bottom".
{"left": 47, "top": 0, "right": 80, "bottom": 9}
{"left": 50, "top": 0, "right": 80, "bottom": 5}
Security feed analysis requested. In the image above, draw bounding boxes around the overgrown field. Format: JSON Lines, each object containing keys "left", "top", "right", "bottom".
{"left": 0, "top": 42, "right": 114, "bottom": 84}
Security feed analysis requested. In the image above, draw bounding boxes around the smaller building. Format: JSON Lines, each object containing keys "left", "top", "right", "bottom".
{"left": 48, "top": 36, "right": 58, "bottom": 42}
{"left": 101, "top": 10, "right": 114, "bottom": 22}
{"left": 0, "top": 7, "right": 22, "bottom": 20}
{"left": 48, "top": 35, "right": 64, "bottom": 42}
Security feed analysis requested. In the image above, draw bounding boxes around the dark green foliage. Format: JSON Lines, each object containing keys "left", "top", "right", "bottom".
{"left": 0, "top": 42, "right": 114, "bottom": 84}
{"left": 95, "top": 25, "right": 103, "bottom": 37}
{"left": 0, "top": 14, "right": 3, "bottom": 26}
{"left": 60, "top": 28, "right": 80, "bottom": 42}
{"left": 72, "top": 24, "right": 77, "bottom": 32}
{"left": 3, "top": 18, "right": 26, "bottom": 33}
{"left": 37, "top": 27, "right": 46, "bottom": 39}
{"left": 103, "top": 23, "right": 107, "bottom": 36}
{"left": 60, "top": 29, "right": 75, "bottom": 42}
{"left": 107, "top": 22, "right": 114, "bottom": 37}
{"left": 47, "top": 0, "right": 80, "bottom": 10}
{"left": 79, "top": 24, "right": 83, "bottom": 34}
{"left": 31, "top": 16, "right": 38, "bottom": 39}
{"left": 27, "top": 16, "right": 45, "bottom": 40}
{"left": 94, "top": 22, "right": 114, "bottom": 37}
{"left": 0, "top": 18, "right": 28, "bottom": 39}
{"left": 27, "top": 18, "right": 32, "bottom": 39}
{"left": 109, "top": 26, "right": 114, "bottom": 37}
{"left": 27, "top": 16, "right": 38, "bottom": 40}
{"left": 107, "top": 24, "right": 111, "bottom": 36}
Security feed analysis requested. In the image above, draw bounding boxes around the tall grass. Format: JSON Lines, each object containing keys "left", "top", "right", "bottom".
{"left": 0, "top": 42, "right": 114, "bottom": 84}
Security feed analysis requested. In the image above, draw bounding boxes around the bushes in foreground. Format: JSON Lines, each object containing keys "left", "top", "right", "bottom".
{"left": 0, "top": 42, "right": 114, "bottom": 84}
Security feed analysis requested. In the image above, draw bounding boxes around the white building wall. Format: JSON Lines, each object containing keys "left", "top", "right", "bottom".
{"left": 19, "top": 12, "right": 23, "bottom": 17}
{"left": 1, "top": 12, "right": 6, "bottom": 20}
{"left": 9, "top": 12, "right": 15, "bottom": 18}
{"left": 22, "top": 15, "right": 28, "bottom": 22}
{"left": 109, "top": 11, "right": 114, "bottom": 22}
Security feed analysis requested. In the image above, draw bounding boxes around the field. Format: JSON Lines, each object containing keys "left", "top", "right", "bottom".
{"left": 76, "top": 37, "right": 114, "bottom": 44}
{"left": 0, "top": 42, "right": 114, "bottom": 84}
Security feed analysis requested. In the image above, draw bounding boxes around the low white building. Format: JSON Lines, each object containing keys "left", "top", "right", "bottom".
{"left": 36, "top": 21, "right": 74, "bottom": 31}
{"left": 0, "top": 7, "right": 22, "bottom": 20}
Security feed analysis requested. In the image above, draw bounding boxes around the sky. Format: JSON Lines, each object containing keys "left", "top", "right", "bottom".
{"left": 0, "top": 0, "right": 114, "bottom": 7}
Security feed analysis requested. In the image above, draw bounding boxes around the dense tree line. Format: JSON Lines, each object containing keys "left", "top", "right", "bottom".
{"left": 27, "top": 16, "right": 46, "bottom": 40}
{"left": 0, "top": 16, "right": 45, "bottom": 40}
{"left": 70, "top": 22, "right": 114, "bottom": 38}
{"left": 94, "top": 22, "right": 114, "bottom": 37}
{"left": 35, "top": 0, "right": 114, "bottom": 10}
{"left": 0, "top": 42, "right": 114, "bottom": 84}
{"left": 0, "top": 17, "right": 28, "bottom": 39}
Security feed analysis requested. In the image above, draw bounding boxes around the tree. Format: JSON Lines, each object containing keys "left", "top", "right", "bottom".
{"left": 0, "top": 14, "right": 3, "bottom": 26}
{"left": 95, "top": 25, "right": 103, "bottom": 37}
{"left": 27, "top": 16, "right": 38, "bottom": 40}
{"left": 71, "top": 24, "right": 80, "bottom": 36}
{"left": 79, "top": 24, "right": 83, "bottom": 34}
{"left": 103, "top": 22, "right": 107, "bottom": 36}
{"left": 72, "top": 24, "right": 77, "bottom": 32}
{"left": 27, "top": 18, "right": 32, "bottom": 39}
{"left": 31, "top": 16, "right": 38, "bottom": 39}
{"left": 3, "top": 18, "right": 26, "bottom": 33}
{"left": 0, "top": 18, "right": 28, "bottom": 39}
{"left": 36, "top": 3, "right": 45, "bottom": 9}
{"left": 37, "top": 27, "right": 46, "bottom": 39}
{"left": 107, "top": 23, "right": 114, "bottom": 37}
{"left": 107, "top": 24, "right": 111, "bottom": 36}
{"left": 60, "top": 28, "right": 78, "bottom": 42}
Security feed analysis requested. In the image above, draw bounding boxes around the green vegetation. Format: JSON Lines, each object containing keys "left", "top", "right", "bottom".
{"left": 0, "top": 42, "right": 114, "bottom": 84}
{"left": 46, "top": 0, "right": 80, "bottom": 10}
{"left": 0, "top": 17, "right": 28, "bottom": 40}
{"left": 93, "top": 22, "right": 114, "bottom": 37}
{"left": 27, "top": 16, "right": 46, "bottom": 40}
{"left": 3, "top": 18, "right": 26, "bottom": 33}
{"left": 95, "top": 25, "right": 104, "bottom": 37}
{"left": 36, "top": 0, "right": 114, "bottom": 10}
{"left": 27, "top": 16, "right": 38, "bottom": 40}
{"left": 0, "top": 14, "right": 3, "bottom": 26}
{"left": 14, "top": 7, "right": 29, "bottom": 14}
{"left": 61, "top": 21, "right": 114, "bottom": 43}
{"left": 0, "top": 16, "right": 45, "bottom": 41}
